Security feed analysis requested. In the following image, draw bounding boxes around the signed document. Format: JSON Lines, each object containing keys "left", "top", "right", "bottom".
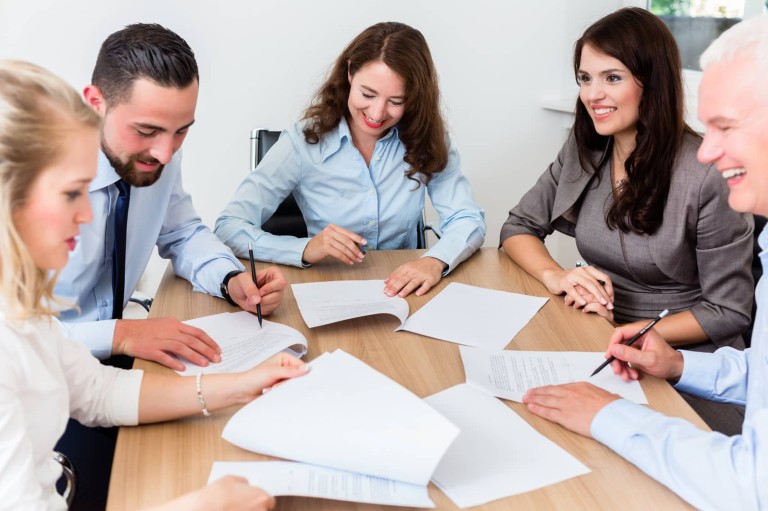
{"left": 175, "top": 312, "right": 308, "bottom": 375}
{"left": 460, "top": 346, "right": 648, "bottom": 404}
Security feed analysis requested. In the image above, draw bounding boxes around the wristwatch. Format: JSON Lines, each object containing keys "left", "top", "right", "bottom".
{"left": 220, "top": 270, "right": 244, "bottom": 306}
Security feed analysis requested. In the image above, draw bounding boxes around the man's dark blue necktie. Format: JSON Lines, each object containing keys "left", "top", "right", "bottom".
{"left": 111, "top": 179, "right": 131, "bottom": 319}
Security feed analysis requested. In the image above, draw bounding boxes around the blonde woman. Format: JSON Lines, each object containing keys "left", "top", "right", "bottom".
{"left": 0, "top": 60, "right": 303, "bottom": 510}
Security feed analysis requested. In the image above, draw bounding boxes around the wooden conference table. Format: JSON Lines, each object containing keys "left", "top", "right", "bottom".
{"left": 107, "top": 248, "right": 705, "bottom": 510}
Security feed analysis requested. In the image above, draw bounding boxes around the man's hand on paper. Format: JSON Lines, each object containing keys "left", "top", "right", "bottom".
{"left": 239, "top": 352, "right": 309, "bottom": 401}
{"left": 228, "top": 266, "right": 287, "bottom": 315}
{"left": 149, "top": 475, "right": 275, "bottom": 511}
{"left": 114, "top": 317, "right": 222, "bottom": 371}
{"left": 302, "top": 224, "right": 367, "bottom": 265}
{"left": 384, "top": 257, "right": 445, "bottom": 297}
{"left": 606, "top": 324, "right": 685, "bottom": 383}
{"left": 522, "top": 382, "right": 620, "bottom": 437}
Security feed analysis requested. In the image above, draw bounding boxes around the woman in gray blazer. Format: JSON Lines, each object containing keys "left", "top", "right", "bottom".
{"left": 501, "top": 8, "right": 753, "bottom": 354}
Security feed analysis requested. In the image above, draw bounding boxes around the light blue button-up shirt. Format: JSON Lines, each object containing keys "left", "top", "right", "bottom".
{"left": 54, "top": 150, "right": 243, "bottom": 359}
{"left": 215, "top": 119, "right": 485, "bottom": 271}
{"left": 591, "top": 225, "right": 768, "bottom": 510}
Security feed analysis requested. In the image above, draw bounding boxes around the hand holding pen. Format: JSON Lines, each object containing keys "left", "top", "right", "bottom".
{"left": 591, "top": 309, "right": 670, "bottom": 377}
{"left": 248, "top": 242, "right": 263, "bottom": 328}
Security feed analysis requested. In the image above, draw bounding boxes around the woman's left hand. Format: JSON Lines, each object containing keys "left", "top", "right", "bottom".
{"left": 384, "top": 257, "right": 445, "bottom": 297}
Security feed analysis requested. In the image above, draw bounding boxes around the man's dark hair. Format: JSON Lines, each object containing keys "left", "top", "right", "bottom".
{"left": 91, "top": 23, "right": 198, "bottom": 106}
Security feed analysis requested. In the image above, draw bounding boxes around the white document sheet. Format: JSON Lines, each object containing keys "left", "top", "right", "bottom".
{"left": 460, "top": 346, "right": 648, "bottom": 404}
{"left": 426, "top": 384, "right": 590, "bottom": 508}
{"left": 291, "top": 280, "right": 409, "bottom": 328}
{"left": 208, "top": 461, "right": 434, "bottom": 508}
{"left": 175, "top": 312, "right": 308, "bottom": 375}
{"left": 399, "top": 283, "right": 548, "bottom": 349}
{"left": 222, "top": 349, "right": 459, "bottom": 487}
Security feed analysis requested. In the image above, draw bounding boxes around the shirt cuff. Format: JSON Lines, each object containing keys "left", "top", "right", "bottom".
{"left": 591, "top": 399, "right": 655, "bottom": 449}
{"left": 57, "top": 317, "right": 117, "bottom": 360}
{"left": 675, "top": 350, "right": 720, "bottom": 397}
{"left": 193, "top": 258, "right": 245, "bottom": 298}
{"left": 107, "top": 367, "right": 145, "bottom": 426}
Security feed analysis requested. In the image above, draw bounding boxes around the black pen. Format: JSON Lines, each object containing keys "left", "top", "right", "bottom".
{"left": 248, "top": 242, "right": 263, "bottom": 328}
{"left": 590, "top": 309, "right": 669, "bottom": 377}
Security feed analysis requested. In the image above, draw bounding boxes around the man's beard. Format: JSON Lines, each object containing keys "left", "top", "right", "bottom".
{"left": 102, "top": 141, "right": 165, "bottom": 188}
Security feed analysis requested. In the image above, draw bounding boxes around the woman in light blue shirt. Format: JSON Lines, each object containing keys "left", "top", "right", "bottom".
{"left": 215, "top": 22, "right": 485, "bottom": 298}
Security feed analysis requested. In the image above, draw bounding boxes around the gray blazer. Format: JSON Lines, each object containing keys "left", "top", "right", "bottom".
{"left": 501, "top": 133, "right": 753, "bottom": 349}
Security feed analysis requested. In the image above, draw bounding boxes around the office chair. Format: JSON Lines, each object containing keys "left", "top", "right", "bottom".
{"left": 250, "top": 129, "right": 308, "bottom": 238}
{"left": 53, "top": 450, "right": 77, "bottom": 507}
{"left": 418, "top": 209, "right": 441, "bottom": 250}
{"left": 128, "top": 292, "right": 153, "bottom": 313}
{"left": 249, "top": 128, "right": 441, "bottom": 248}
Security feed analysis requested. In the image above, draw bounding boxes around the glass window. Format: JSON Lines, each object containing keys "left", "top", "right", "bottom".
{"left": 649, "top": 0, "right": 749, "bottom": 70}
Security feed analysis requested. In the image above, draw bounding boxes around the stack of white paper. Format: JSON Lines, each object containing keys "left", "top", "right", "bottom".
{"left": 460, "top": 346, "right": 648, "bottom": 404}
{"left": 292, "top": 280, "right": 548, "bottom": 350}
{"left": 219, "top": 349, "right": 460, "bottom": 507}
{"left": 175, "top": 312, "right": 308, "bottom": 375}
{"left": 426, "top": 384, "right": 590, "bottom": 508}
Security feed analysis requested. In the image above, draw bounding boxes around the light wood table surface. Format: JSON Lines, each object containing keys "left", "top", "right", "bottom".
{"left": 107, "top": 247, "right": 705, "bottom": 510}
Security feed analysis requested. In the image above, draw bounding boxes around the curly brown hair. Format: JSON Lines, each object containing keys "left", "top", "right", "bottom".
{"left": 302, "top": 22, "right": 448, "bottom": 186}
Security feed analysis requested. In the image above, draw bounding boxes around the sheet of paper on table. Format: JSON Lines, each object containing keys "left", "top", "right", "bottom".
{"left": 208, "top": 461, "right": 434, "bottom": 508}
{"left": 400, "top": 282, "right": 548, "bottom": 349}
{"left": 460, "top": 345, "right": 648, "bottom": 404}
{"left": 291, "top": 280, "right": 409, "bottom": 328}
{"left": 426, "top": 384, "right": 590, "bottom": 508}
{"left": 292, "top": 280, "right": 547, "bottom": 350}
{"left": 221, "top": 349, "right": 459, "bottom": 506}
{"left": 175, "top": 312, "right": 308, "bottom": 375}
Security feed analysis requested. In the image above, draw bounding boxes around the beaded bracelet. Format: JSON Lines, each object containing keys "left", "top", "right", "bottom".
{"left": 195, "top": 373, "right": 211, "bottom": 417}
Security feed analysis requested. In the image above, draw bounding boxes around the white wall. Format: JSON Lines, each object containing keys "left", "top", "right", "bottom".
{"left": 0, "top": 0, "right": 624, "bottom": 293}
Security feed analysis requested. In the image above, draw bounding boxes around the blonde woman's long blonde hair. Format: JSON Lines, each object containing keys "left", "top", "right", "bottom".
{"left": 0, "top": 60, "right": 101, "bottom": 320}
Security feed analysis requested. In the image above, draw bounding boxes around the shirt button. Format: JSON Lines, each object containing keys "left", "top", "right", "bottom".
{"left": 375, "top": 156, "right": 381, "bottom": 161}
{"left": 368, "top": 220, "right": 375, "bottom": 226}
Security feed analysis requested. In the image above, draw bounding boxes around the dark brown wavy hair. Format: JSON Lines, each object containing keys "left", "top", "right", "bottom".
{"left": 573, "top": 7, "right": 697, "bottom": 234}
{"left": 302, "top": 22, "right": 448, "bottom": 186}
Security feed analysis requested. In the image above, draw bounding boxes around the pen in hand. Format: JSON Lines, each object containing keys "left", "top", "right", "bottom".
{"left": 248, "top": 242, "right": 263, "bottom": 328}
{"left": 590, "top": 309, "right": 670, "bottom": 377}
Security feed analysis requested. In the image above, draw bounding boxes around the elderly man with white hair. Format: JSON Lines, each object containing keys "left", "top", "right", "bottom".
{"left": 522, "top": 14, "right": 768, "bottom": 511}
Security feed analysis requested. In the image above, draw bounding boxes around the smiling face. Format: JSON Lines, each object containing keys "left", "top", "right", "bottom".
{"left": 13, "top": 126, "right": 99, "bottom": 271}
{"left": 85, "top": 78, "right": 197, "bottom": 187}
{"left": 346, "top": 61, "right": 406, "bottom": 146}
{"left": 697, "top": 55, "right": 768, "bottom": 216}
{"left": 577, "top": 44, "right": 643, "bottom": 147}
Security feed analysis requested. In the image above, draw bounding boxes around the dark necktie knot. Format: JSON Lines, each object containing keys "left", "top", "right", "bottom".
{"left": 115, "top": 178, "right": 131, "bottom": 198}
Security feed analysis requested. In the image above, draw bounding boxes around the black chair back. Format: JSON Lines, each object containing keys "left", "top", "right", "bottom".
{"left": 251, "top": 129, "right": 308, "bottom": 239}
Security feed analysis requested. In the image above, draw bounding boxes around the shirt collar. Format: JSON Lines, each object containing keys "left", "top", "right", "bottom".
{"left": 89, "top": 150, "right": 121, "bottom": 192}
{"left": 318, "top": 117, "right": 400, "bottom": 163}
{"left": 758, "top": 220, "right": 768, "bottom": 255}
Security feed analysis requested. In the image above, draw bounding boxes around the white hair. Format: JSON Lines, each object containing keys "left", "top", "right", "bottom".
{"left": 700, "top": 15, "right": 768, "bottom": 71}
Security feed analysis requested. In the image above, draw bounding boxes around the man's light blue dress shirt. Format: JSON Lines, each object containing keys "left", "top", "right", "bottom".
{"left": 215, "top": 119, "right": 486, "bottom": 271}
{"left": 591, "top": 225, "right": 768, "bottom": 510}
{"left": 54, "top": 151, "right": 243, "bottom": 359}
